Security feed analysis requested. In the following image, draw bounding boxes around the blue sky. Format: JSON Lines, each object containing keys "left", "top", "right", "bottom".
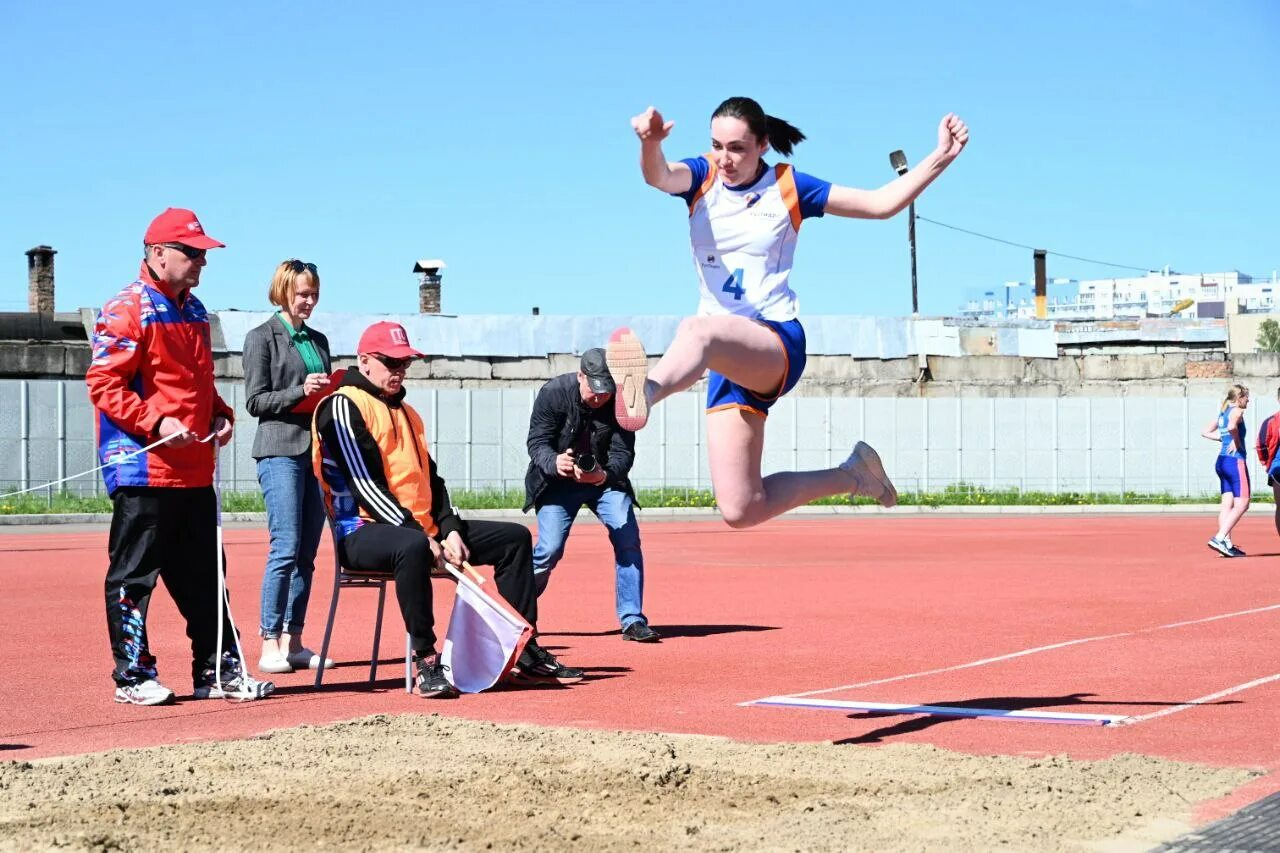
{"left": 2, "top": 1, "right": 1276, "bottom": 318}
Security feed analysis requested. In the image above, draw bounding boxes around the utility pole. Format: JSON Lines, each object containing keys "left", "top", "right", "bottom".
{"left": 888, "top": 150, "right": 918, "bottom": 315}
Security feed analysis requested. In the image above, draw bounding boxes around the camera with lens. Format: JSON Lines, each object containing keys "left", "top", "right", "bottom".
{"left": 574, "top": 452, "right": 599, "bottom": 473}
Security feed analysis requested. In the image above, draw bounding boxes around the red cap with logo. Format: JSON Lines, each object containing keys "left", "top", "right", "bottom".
{"left": 357, "top": 321, "right": 426, "bottom": 359}
{"left": 143, "top": 208, "right": 226, "bottom": 249}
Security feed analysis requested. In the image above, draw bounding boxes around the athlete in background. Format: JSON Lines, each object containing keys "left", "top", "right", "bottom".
{"left": 1203, "top": 384, "right": 1250, "bottom": 557}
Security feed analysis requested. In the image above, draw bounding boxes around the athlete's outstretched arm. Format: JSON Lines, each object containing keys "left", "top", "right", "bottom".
{"left": 824, "top": 113, "right": 969, "bottom": 220}
{"left": 631, "top": 106, "right": 693, "bottom": 195}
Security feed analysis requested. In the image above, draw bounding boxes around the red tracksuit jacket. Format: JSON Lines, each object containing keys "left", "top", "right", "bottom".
{"left": 85, "top": 263, "right": 234, "bottom": 494}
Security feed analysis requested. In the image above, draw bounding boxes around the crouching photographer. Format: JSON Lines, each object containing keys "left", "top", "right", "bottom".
{"left": 523, "top": 349, "right": 659, "bottom": 642}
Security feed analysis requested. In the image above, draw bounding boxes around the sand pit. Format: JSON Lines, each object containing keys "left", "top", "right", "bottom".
{"left": 0, "top": 714, "right": 1254, "bottom": 851}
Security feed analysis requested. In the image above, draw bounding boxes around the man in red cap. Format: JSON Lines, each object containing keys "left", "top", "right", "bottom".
{"left": 86, "top": 208, "right": 274, "bottom": 705}
{"left": 312, "top": 321, "right": 585, "bottom": 697}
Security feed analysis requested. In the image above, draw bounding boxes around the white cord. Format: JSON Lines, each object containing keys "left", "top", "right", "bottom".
{"left": 205, "top": 434, "right": 254, "bottom": 701}
{"left": 0, "top": 432, "right": 183, "bottom": 500}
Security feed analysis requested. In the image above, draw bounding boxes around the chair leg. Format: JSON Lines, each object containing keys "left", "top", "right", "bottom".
{"left": 370, "top": 582, "right": 386, "bottom": 684}
{"left": 405, "top": 634, "right": 413, "bottom": 694}
{"left": 315, "top": 573, "right": 342, "bottom": 690}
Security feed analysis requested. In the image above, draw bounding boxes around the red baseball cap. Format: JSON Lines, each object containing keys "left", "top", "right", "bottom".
{"left": 143, "top": 208, "right": 226, "bottom": 249}
{"left": 358, "top": 321, "right": 425, "bottom": 359}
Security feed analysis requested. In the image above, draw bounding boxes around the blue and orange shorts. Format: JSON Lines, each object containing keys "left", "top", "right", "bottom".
{"left": 705, "top": 318, "right": 806, "bottom": 418}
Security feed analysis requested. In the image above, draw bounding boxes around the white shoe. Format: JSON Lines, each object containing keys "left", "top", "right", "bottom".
{"left": 1207, "top": 537, "right": 1235, "bottom": 558}
{"left": 195, "top": 654, "right": 275, "bottom": 701}
{"left": 841, "top": 441, "right": 898, "bottom": 508}
{"left": 286, "top": 647, "right": 334, "bottom": 671}
{"left": 258, "top": 652, "right": 293, "bottom": 674}
{"left": 114, "top": 678, "right": 175, "bottom": 706}
{"left": 1223, "top": 536, "right": 1247, "bottom": 557}
{"left": 606, "top": 327, "right": 650, "bottom": 431}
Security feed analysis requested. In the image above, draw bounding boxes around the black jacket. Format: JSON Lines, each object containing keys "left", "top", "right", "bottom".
{"left": 524, "top": 372, "right": 638, "bottom": 511}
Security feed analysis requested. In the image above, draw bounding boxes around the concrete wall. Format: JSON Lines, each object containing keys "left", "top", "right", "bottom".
{"left": 2, "top": 377, "right": 1271, "bottom": 501}
{"left": 9, "top": 338, "right": 1276, "bottom": 399}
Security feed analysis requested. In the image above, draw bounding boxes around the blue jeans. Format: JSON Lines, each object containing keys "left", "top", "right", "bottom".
{"left": 533, "top": 481, "right": 646, "bottom": 629}
{"left": 257, "top": 453, "right": 326, "bottom": 638}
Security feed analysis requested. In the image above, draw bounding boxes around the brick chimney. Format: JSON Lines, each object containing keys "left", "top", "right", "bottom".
{"left": 26, "top": 245, "right": 56, "bottom": 313}
{"left": 413, "top": 259, "right": 446, "bottom": 314}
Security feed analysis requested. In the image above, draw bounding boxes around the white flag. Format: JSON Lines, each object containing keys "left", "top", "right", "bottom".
{"left": 441, "top": 570, "right": 533, "bottom": 694}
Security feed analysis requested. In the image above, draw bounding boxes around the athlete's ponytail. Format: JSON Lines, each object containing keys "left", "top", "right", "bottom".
{"left": 1221, "top": 384, "right": 1249, "bottom": 412}
{"left": 712, "top": 97, "right": 807, "bottom": 157}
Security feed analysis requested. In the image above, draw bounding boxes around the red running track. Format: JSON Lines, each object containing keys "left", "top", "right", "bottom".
{"left": 2, "top": 513, "right": 1278, "bottom": 817}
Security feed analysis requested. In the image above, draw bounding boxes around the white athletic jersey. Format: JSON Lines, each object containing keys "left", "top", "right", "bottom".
{"left": 679, "top": 155, "right": 831, "bottom": 322}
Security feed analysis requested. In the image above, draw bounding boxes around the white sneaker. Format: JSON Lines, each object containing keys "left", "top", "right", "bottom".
{"left": 114, "top": 679, "right": 175, "bottom": 706}
{"left": 1207, "top": 537, "right": 1234, "bottom": 557}
{"left": 606, "top": 327, "right": 650, "bottom": 431}
{"left": 286, "top": 647, "right": 334, "bottom": 671}
{"left": 258, "top": 651, "right": 293, "bottom": 674}
{"left": 195, "top": 654, "right": 275, "bottom": 701}
{"left": 841, "top": 441, "right": 898, "bottom": 508}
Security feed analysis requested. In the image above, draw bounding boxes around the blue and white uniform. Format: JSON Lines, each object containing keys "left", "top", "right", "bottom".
{"left": 675, "top": 155, "right": 831, "bottom": 417}
{"left": 1214, "top": 406, "right": 1250, "bottom": 497}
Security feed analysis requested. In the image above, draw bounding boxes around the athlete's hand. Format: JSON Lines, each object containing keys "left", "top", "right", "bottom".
{"left": 555, "top": 451, "right": 577, "bottom": 478}
{"left": 157, "top": 417, "right": 195, "bottom": 447}
{"left": 441, "top": 531, "right": 470, "bottom": 567}
{"left": 212, "top": 414, "right": 233, "bottom": 447}
{"left": 936, "top": 113, "right": 969, "bottom": 161}
{"left": 631, "top": 106, "right": 674, "bottom": 143}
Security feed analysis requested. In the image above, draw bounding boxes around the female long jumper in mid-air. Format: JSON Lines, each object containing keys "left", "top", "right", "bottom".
{"left": 607, "top": 96, "right": 968, "bottom": 528}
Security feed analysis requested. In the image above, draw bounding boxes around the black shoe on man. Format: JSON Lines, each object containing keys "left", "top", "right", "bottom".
{"left": 622, "top": 621, "right": 661, "bottom": 643}
{"left": 414, "top": 652, "right": 459, "bottom": 699}
{"left": 514, "top": 640, "right": 584, "bottom": 685}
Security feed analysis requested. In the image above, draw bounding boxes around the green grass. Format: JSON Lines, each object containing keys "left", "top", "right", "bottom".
{"left": 0, "top": 482, "right": 1256, "bottom": 515}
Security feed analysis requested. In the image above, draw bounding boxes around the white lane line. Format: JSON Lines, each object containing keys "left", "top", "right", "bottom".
{"left": 1153, "top": 602, "right": 1280, "bottom": 630}
{"left": 1112, "top": 673, "right": 1280, "bottom": 727}
{"left": 784, "top": 602, "right": 1280, "bottom": 699}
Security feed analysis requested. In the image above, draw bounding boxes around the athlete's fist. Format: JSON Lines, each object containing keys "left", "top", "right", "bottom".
{"left": 631, "top": 106, "right": 674, "bottom": 143}
{"left": 936, "top": 113, "right": 969, "bottom": 161}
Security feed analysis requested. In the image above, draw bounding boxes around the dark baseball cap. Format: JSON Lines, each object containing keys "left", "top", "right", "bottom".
{"left": 580, "top": 348, "right": 615, "bottom": 395}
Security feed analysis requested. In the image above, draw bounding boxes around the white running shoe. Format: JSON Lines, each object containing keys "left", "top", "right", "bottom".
{"left": 841, "top": 441, "right": 899, "bottom": 508}
{"left": 195, "top": 654, "right": 276, "bottom": 701}
{"left": 1207, "top": 537, "right": 1234, "bottom": 557}
{"left": 113, "top": 679, "right": 176, "bottom": 706}
{"left": 286, "top": 647, "right": 334, "bottom": 671}
{"left": 1223, "top": 536, "right": 1246, "bottom": 557}
{"left": 606, "top": 327, "right": 650, "bottom": 431}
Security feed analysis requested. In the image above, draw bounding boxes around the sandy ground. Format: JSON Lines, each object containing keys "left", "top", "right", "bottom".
{"left": 0, "top": 714, "right": 1255, "bottom": 852}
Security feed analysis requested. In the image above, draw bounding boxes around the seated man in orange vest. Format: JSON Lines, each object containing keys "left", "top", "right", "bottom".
{"left": 312, "top": 321, "right": 584, "bottom": 697}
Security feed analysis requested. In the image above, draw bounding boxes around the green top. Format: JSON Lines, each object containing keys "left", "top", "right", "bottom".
{"left": 276, "top": 312, "right": 325, "bottom": 375}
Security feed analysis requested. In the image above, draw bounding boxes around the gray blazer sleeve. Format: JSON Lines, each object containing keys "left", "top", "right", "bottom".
{"left": 244, "top": 320, "right": 332, "bottom": 459}
{"left": 244, "top": 323, "right": 306, "bottom": 416}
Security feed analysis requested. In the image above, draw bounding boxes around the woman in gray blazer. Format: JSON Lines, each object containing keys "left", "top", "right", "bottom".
{"left": 243, "top": 260, "right": 334, "bottom": 674}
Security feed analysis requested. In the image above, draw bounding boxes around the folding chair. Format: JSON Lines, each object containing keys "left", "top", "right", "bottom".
{"left": 314, "top": 518, "right": 413, "bottom": 693}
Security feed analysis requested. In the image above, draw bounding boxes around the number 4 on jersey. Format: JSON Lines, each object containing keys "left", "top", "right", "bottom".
{"left": 721, "top": 268, "right": 745, "bottom": 301}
